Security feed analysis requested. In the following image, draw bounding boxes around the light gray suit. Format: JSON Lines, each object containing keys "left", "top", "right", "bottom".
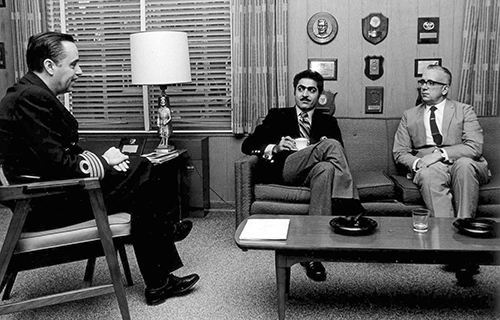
{"left": 393, "top": 99, "right": 490, "bottom": 218}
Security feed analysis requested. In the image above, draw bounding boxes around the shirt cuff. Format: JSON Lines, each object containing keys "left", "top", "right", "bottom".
{"left": 412, "top": 158, "right": 420, "bottom": 172}
{"left": 264, "top": 144, "right": 275, "bottom": 157}
{"left": 440, "top": 148, "right": 449, "bottom": 161}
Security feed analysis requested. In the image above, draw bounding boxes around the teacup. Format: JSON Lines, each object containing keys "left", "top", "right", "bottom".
{"left": 294, "top": 138, "right": 308, "bottom": 150}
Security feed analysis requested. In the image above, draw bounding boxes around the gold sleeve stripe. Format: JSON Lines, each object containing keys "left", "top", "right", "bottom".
{"left": 80, "top": 151, "right": 105, "bottom": 179}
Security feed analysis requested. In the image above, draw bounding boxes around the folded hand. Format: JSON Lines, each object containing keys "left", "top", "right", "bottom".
{"left": 103, "top": 147, "right": 130, "bottom": 171}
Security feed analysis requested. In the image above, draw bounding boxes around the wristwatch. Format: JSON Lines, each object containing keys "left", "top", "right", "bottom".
{"left": 433, "top": 147, "right": 445, "bottom": 160}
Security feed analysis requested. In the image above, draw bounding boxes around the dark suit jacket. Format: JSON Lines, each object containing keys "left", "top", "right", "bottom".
{"left": 241, "top": 107, "right": 343, "bottom": 183}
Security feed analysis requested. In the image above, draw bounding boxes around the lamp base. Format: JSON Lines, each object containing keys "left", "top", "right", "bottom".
{"left": 155, "top": 144, "right": 176, "bottom": 153}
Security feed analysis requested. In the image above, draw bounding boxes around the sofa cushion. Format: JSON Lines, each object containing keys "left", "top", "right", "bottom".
{"left": 254, "top": 184, "right": 310, "bottom": 203}
{"left": 354, "top": 170, "right": 395, "bottom": 201}
{"left": 254, "top": 170, "right": 395, "bottom": 203}
{"left": 391, "top": 173, "right": 500, "bottom": 205}
{"left": 479, "top": 173, "right": 500, "bottom": 204}
{"left": 251, "top": 201, "right": 309, "bottom": 215}
{"left": 390, "top": 174, "right": 424, "bottom": 204}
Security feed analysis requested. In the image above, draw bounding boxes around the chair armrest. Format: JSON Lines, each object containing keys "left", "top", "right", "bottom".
{"left": 0, "top": 177, "right": 101, "bottom": 201}
{"left": 234, "top": 155, "right": 259, "bottom": 229}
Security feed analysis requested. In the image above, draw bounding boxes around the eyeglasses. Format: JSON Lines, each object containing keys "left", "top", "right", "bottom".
{"left": 417, "top": 79, "right": 449, "bottom": 88}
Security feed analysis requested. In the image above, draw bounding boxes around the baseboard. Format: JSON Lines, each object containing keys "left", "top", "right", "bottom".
{"left": 210, "top": 201, "right": 235, "bottom": 211}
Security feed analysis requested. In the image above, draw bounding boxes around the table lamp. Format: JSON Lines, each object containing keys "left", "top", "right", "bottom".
{"left": 130, "top": 30, "right": 192, "bottom": 152}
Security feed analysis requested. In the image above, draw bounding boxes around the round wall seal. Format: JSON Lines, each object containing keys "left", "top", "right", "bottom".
{"left": 307, "top": 12, "right": 338, "bottom": 44}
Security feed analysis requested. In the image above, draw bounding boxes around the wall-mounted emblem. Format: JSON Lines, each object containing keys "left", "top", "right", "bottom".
{"left": 362, "top": 13, "right": 388, "bottom": 45}
{"left": 364, "top": 55, "right": 384, "bottom": 80}
{"left": 365, "top": 86, "right": 384, "bottom": 114}
{"left": 418, "top": 17, "right": 439, "bottom": 44}
{"left": 307, "top": 12, "right": 338, "bottom": 44}
{"left": 317, "top": 90, "right": 337, "bottom": 115}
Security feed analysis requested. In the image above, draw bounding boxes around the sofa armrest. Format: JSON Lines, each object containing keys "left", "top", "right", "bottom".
{"left": 234, "top": 154, "right": 259, "bottom": 229}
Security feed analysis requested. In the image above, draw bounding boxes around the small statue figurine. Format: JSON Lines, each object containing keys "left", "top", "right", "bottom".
{"left": 157, "top": 95, "right": 172, "bottom": 148}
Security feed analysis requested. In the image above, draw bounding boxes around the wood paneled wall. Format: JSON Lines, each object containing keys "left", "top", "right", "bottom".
{"left": 288, "top": 0, "right": 465, "bottom": 118}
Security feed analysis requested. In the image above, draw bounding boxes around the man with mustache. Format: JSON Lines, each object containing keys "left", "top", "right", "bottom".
{"left": 242, "top": 69, "right": 365, "bottom": 282}
{"left": 0, "top": 31, "right": 199, "bottom": 306}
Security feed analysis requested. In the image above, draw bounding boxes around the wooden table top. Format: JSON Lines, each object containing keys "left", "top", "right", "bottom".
{"left": 235, "top": 215, "right": 500, "bottom": 254}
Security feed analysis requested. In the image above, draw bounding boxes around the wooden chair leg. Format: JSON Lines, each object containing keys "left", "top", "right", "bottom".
{"left": 83, "top": 257, "right": 97, "bottom": 287}
{"left": 117, "top": 245, "right": 133, "bottom": 286}
{"left": 0, "top": 271, "right": 10, "bottom": 294}
{"left": 1, "top": 272, "right": 17, "bottom": 300}
{"left": 89, "top": 189, "right": 130, "bottom": 320}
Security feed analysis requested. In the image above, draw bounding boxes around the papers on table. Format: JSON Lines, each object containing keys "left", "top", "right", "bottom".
{"left": 141, "top": 150, "right": 179, "bottom": 164}
{"left": 239, "top": 219, "right": 290, "bottom": 240}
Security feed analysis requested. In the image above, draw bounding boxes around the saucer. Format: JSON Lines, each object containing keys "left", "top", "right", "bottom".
{"left": 329, "top": 216, "right": 378, "bottom": 236}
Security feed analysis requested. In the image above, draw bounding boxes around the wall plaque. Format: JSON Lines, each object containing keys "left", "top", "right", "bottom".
{"left": 307, "top": 12, "right": 338, "bottom": 44}
{"left": 418, "top": 17, "right": 439, "bottom": 44}
{"left": 362, "top": 13, "right": 388, "bottom": 45}
{"left": 308, "top": 58, "right": 337, "bottom": 80}
{"left": 364, "top": 55, "right": 384, "bottom": 80}
{"left": 365, "top": 86, "right": 383, "bottom": 114}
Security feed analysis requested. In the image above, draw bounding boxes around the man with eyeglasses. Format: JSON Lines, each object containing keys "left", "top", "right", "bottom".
{"left": 393, "top": 64, "right": 489, "bottom": 220}
{"left": 242, "top": 69, "right": 365, "bottom": 282}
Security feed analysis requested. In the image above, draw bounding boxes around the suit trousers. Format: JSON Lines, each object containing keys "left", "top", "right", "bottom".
{"left": 413, "top": 157, "right": 490, "bottom": 218}
{"left": 282, "top": 139, "right": 359, "bottom": 216}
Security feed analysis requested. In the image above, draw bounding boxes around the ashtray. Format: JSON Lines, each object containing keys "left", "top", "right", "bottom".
{"left": 329, "top": 216, "right": 378, "bottom": 236}
{"left": 453, "top": 218, "right": 498, "bottom": 238}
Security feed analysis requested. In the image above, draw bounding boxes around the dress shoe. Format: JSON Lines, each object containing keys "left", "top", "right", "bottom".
{"left": 332, "top": 199, "right": 366, "bottom": 216}
{"left": 442, "top": 263, "right": 480, "bottom": 275}
{"left": 301, "top": 261, "right": 326, "bottom": 282}
{"left": 172, "top": 220, "right": 193, "bottom": 242}
{"left": 145, "top": 273, "right": 200, "bottom": 306}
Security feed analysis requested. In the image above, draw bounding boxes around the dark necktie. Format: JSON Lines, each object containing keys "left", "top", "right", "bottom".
{"left": 429, "top": 106, "right": 442, "bottom": 146}
{"left": 298, "top": 112, "right": 311, "bottom": 140}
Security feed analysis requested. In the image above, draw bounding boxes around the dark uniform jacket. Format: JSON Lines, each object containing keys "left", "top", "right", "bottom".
{"left": 241, "top": 107, "right": 343, "bottom": 183}
{"left": 0, "top": 72, "right": 121, "bottom": 230}
{"left": 0, "top": 72, "right": 110, "bottom": 183}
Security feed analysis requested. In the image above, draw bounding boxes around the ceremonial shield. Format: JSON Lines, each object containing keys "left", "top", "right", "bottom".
{"left": 364, "top": 55, "right": 384, "bottom": 81}
{"left": 362, "top": 13, "right": 388, "bottom": 45}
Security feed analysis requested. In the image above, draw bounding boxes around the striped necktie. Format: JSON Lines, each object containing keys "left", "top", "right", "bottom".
{"left": 298, "top": 111, "right": 311, "bottom": 140}
{"left": 429, "top": 106, "right": 442, "bottom": 146}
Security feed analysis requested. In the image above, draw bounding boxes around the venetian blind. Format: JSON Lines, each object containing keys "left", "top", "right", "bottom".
{"left": 46, "top": 0, "right": 231, "bottom": 132}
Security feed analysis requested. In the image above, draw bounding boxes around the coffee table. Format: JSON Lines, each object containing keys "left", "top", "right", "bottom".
{"left": 234, "top": 215, "right": 500, "bottom": 320}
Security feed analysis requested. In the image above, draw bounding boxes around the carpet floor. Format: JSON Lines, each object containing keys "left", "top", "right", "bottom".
{"left": 0, "top": 210, "right": 498, "bottom": 320}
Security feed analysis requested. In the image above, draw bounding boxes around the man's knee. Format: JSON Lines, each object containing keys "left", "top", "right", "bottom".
{"left": 414, "top": 167, "right": 431, "bottom": 183}
{"left": 320, "top": 138, "right": 342, "bottom": 149}
{"left": 310, "top": 162, "right": 334, "bottom": 176}
{"left": 451, "top": 157, "right": 481, "bottom": 179}
{"left": 306, "top": 162, "right": 334, "bottom": 187}
{"left": 414, "top": 166, "right": 443, "bottom": 185}
{"left": 452, "top": 157, "right": 475, "bottom": 172}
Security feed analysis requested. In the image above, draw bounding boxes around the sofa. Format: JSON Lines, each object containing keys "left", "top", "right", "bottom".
{"left": 234, "top": 116, "right": 500, "bottom": 228}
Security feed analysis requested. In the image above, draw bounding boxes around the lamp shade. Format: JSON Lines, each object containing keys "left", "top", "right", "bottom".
{"left": 130, "top": 31, "right": 192, "bottom": 85}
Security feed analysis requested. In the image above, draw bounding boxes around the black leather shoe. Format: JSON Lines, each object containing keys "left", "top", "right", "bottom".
{"left": 332, "top": 199, "right": 366, "bottom": 216}
{"left": 172, "top": 220, "right": 193, "bottom": 242}
{"left": 442, "top": 263, "right": 480, "bottom": 275}
{"left": 301, "top": 261, "right": 326, "bottom": 282}
{"left": 145, "top": 274, "right": 200, "bottom": 306}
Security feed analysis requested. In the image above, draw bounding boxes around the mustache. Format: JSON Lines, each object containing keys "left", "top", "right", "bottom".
{"left": 300, "top": 97, "right": 311, "bottom": 102}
